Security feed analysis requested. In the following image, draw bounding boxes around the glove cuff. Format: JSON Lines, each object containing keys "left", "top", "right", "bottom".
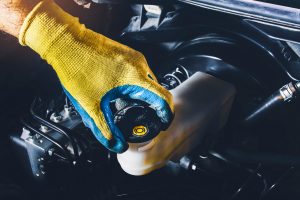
{"left": 19, "top": 0, "right": 88, "bottom": 84}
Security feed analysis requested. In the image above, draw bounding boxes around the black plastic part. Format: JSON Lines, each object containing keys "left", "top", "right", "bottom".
{"left": 114, "top": 99, "right": 163, "bottom": 143}
{"left": 177, "top": 0, "right": 300, "bottom": 29}
{"left": 112, "top": 65, "right": 189, "bottom": 143}
{"left": 121, "top": 3, "right": 297, "bottom": 83}
{"left": 244, "top": 82, "right": 299, "bottom": 125}
{"left": 219, "top": 148, "right": 300, "bottom": 166}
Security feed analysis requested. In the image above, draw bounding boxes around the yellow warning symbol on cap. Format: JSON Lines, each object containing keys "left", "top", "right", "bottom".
{"left": 133, "top": 125, "right": 148, "bottom": 137}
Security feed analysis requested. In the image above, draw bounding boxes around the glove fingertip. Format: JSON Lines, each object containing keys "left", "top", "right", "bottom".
{"left": 107, "top": 138, "right": 129, "bottom": 153}
{"left": 92, "top": 114, "right": 128, "bottom": 153}
{"left": 63, "top": 87, "right": 128, "bottom": 153}
{"left": 156, "top": 102, "right": 174, "bottom": 124}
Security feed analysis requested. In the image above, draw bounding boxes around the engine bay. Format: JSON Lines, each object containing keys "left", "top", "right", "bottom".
{"left": 2, "top": 1, "right": 300, "bottom": 200}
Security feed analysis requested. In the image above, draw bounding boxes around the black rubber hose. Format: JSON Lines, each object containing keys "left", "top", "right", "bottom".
{"left": 218, "top": 148, "right": 300, "bottom": 166}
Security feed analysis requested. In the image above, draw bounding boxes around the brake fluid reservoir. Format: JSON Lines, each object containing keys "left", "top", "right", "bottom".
{"left": 117, "top": 71, "right": 236, "bottom": 176}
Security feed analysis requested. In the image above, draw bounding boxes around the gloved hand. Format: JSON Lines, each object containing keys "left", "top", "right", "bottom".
{"left": 19, "top": 0, "right": 174, "bottom": 153}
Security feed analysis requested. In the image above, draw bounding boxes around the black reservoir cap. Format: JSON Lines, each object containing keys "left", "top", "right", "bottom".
{"left": 113, "top": 100, "right": 163, "bottom": 143}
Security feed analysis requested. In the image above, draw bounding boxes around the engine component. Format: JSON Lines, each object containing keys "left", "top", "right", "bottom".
{"left": 113, "top": 65, "right": 189, "bottom": 143}
{"left": 10, "top": 101, "right": 82, "bottom": 180}
{"left": 117, "top": 71, "right": 236, "bottom": 175}
{"left": 10, "top": 97, "right": 110, "bottom": 182}
{"left": 244, "top": 81, "right": 300, "bottom": 125}
{"left": 113, "top": 98, "right": 164, "bottom": 143}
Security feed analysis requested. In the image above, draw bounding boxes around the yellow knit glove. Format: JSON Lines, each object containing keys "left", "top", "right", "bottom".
{"left": 19, "top": 0, "right": 174, "bottom": 153}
